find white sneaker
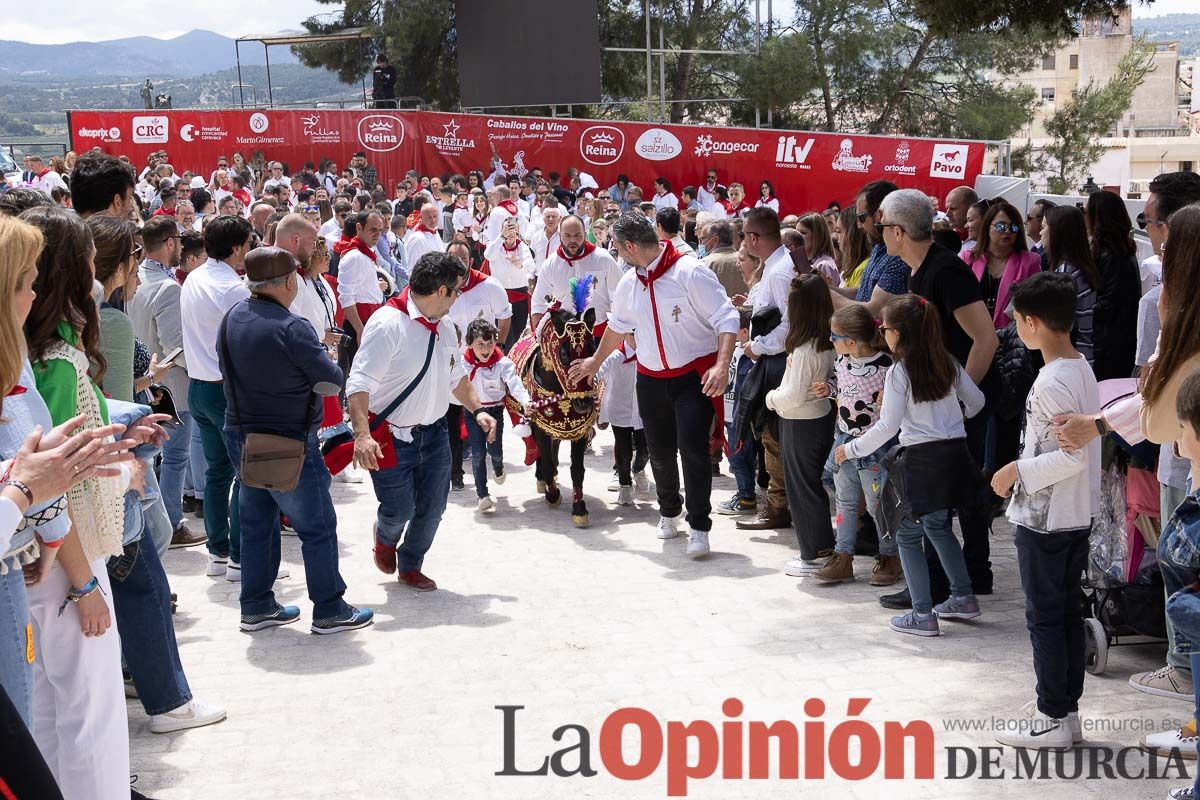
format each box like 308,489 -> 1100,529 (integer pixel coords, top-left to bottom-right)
334,465 -> 364,484
656,515 -> 681,539
687,529 -> 710,559
493,466 -> 506,485
783,556 -> 827,577
994,704 -> 1074,750
148,698 -> 227,734
206,554 -> 228,577
478,496 -> 496,512
1066,711 -> 1083,744
276,568 -> 290,580
1141,723 -> 1199,760
633,470 -> 650,493
225,562 -> 241,582
616,486 -> 634,506
608,470 -> 620,492
1169,786 -> 1196,799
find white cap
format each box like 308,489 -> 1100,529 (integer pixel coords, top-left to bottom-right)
190,176 -> 205,189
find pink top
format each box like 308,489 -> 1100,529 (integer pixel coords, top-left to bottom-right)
962,250 -> 1042,329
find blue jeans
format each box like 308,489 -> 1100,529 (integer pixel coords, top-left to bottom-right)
1166,589 -> 1200,789
895,509 -> 972,614
0,566 -> 32,728
225,431 -> 349,619
369,420 -> 451,573
465,407 -> 504,499
184,414 -> 207,498
107,536 -> 191,716
1162,482 -> 1193,675
159,411 -> 192,531
726,422 -> 757,501
826,431 -> 897,557
188,380 -> 240,563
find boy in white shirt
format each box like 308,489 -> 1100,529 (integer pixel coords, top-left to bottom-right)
463,319 -> 531,512
991,272 -> 1100,751
595,334 -> 649,506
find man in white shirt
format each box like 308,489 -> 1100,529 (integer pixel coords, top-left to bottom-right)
336,210 -> 387,342
651,178 -> 679,212
180,215 -> 253,578
27,156 -> 66,195
320,201 -> 353,252
404,203 -> 445,267
483,222 -> 537,348
570,212 -> 738,559
481,185 -> 528,246
530,215 -> 624,337
736,206 -> 795,532
277,214 -> 338,342
529,204 -> 562,266
695,169 -> 726,212
347,252 -> 496,591
262,162 -> 289,192
655,206 -> 695,256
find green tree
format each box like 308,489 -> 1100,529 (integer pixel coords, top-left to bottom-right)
1035,37 -> 1156,193
735,0 -> 1051,140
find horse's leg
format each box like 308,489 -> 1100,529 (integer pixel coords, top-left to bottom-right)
534,427 -> 561,506
570,435 -> 589,527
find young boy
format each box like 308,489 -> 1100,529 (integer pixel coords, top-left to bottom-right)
595,333 -> 648,506
463,319 -> 531,512
991,272 -> 1101,750
1163,372 -> 1200,800
717,308 -> 758,516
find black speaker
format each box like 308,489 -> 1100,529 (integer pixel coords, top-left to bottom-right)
455,0 -> 602,108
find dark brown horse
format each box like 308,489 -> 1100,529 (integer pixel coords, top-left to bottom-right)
506,305 -> 599,526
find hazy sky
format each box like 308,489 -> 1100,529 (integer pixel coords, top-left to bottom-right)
9,0 -> 1195,45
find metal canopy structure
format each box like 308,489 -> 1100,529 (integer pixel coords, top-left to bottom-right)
233,27 -> 374,108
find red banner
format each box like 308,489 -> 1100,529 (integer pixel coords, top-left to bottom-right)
69,109 -> 987,214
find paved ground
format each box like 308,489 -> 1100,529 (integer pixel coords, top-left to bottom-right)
130,427 -> 1190,799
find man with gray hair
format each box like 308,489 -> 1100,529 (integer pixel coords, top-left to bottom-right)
877,187 -> 998,602
219,246 -> 373,634
700,219 -> 745,298
569,212 -> 739,558
481,184 -> 527,245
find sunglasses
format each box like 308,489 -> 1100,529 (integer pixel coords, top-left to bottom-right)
878,325 -> 896,333
830,333 -> 852,342
1025,213 -> 1042,222
992,222 -> 1022,234
302,205 -> 320,213
856,210 -> 873,223
1136,211 -> 1167,230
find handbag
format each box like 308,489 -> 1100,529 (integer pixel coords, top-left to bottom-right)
219,318 -> 311,492
322,330 -> 437,474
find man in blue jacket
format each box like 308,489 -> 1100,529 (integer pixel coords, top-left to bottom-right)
218,246 -> 373,635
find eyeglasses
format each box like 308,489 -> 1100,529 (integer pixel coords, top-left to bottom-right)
1137,212 -> 1168,230
830,333 -> 852,342
537,190 -> 550,196
876,222 -> 904,233
1025,213 -> 1042,222
992,222 -> 1022,234
855,210 -> 874,223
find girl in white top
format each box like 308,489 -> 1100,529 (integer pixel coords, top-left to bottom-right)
765,274 -> 837,578
462,318 -> 530,512
595,334 -> 649,505
837,294 -> 985,637
755,180 -> 780,214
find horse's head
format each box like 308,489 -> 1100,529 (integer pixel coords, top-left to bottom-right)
539,306 -> 598,417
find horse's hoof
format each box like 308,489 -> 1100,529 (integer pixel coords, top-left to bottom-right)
545,486 -> 561,506
572,514 -> 590,528
536,479 -> 546,494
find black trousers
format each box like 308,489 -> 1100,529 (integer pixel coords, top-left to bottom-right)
0,684 -> 64,799
613,426 -> 649,485
928,400 -> 994,596
505,295 -> 529,351
445,404 -> 464,483
1015,525 -> 1089,718
636,370 -> 715,531
780,410 -> 837,560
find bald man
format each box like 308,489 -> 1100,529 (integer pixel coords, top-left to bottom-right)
529,214 -> 624,337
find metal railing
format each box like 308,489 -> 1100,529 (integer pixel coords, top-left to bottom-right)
2,141 -> 69,160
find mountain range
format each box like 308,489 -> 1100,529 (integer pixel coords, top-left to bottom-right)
0,29 -> 302,78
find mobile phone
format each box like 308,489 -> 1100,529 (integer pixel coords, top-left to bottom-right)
158,346 -> 184,368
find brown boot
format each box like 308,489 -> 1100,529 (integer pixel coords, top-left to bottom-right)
735,506 -> 792,530
815,552 -> 855,583
169,523 -> 208,549
870,554 -> 904,586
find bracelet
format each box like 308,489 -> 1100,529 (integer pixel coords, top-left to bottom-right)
4,480 -> 33,506
57,577 -> 103,617
36,534 -> 63,550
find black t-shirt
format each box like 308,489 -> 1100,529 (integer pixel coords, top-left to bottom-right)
373,64 -> 397,95
908,243 -> 984,368
980,268 -> 999,317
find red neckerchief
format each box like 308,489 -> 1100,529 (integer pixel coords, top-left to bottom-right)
955,227 -> 969,242
415,222 -> 438,234
464,346 -> 503,380
4,385 -> 27,397
617,342 -> 637,364
153,206 -> 176,217
502,240 -> 520,253
556,240 -> 596,267
474,211 -> 488,225
498,200 -> 518,216
35,168 -> 51,179
655,190 -> 667,198
334,235 -> 378,263
636,240 -> 684,287
760,194 -> 775,204
175,268 -> 187,284
718,199 -> 732,214
460,268 -> 490,294
386,287 -> 440,335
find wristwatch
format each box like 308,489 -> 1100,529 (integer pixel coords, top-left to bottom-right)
1094,415 -> 1109,437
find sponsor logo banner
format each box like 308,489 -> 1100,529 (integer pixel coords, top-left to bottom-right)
831,138 -> 873,173
930,143 -> 969,180
132,115 -> 169,144
357,114 -> 405,153
634,128 -> 682,162
580,125 -> 624,166
424,118 -> 477,155
884,140 -> 917,176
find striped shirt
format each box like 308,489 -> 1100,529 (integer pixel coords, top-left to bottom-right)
1056,262 -> 1095,366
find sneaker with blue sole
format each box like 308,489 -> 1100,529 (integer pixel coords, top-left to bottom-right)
240,604 -> 301,632
890,611 -> 941,637
311,605 -> 375,635
934,594 -> 982,620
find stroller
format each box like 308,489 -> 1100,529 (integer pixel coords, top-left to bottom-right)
1083,380 -> 1168,675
